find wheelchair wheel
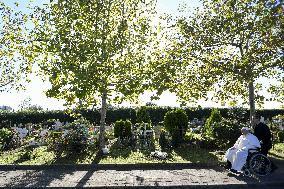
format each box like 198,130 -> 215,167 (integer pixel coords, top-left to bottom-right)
249,153 -> 271,176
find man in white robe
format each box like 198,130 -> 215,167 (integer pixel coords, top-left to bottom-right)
224,127 -> 261,173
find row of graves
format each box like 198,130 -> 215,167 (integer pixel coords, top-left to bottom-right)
6,119 -> 170,159
9,120 -> 161,149
0,116 -> 231,160
10,116 -> 281,150
187,116 -> 284,133
272,117 -> 284,130
9,120 -> 113,147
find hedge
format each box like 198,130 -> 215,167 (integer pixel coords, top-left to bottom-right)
0,107 -> 283,128
0,110 -> 74,127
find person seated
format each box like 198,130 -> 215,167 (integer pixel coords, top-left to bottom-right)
224,127 -> 261,173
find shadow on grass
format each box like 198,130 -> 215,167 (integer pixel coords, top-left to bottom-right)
12,146 -> 36,164
13,153 -> 31,164
51,145 -> 100,165
172,143 -> 220,165
106,139 -> 133,159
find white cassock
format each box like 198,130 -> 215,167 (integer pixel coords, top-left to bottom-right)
224,133 -> 261,171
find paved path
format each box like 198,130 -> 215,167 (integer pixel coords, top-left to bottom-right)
0,162 -> 283,188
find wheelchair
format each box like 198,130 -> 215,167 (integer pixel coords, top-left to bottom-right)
242,148 -> 271,177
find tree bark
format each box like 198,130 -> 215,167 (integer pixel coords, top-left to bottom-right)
249,81 -> 256,124
99,90 -> 107,150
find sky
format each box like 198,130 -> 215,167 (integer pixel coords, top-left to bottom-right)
0,0 -> 282,110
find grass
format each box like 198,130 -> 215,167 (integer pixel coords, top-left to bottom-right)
0,142 -> 220,165
99,146 -> 219,164
0,146 -> 56,165
1,141 -> 283,165
269,143 -> 284,160
0,146 -> 220,165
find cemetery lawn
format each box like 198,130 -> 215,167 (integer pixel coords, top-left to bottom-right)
1,143 -> 283,165
269,143 -> 284,160
0,145 -> 220,165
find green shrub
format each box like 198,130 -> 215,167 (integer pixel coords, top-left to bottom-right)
114,120 -> 132,139
63,118 -> 92,154
0,128 -> 13,151
114,120 -> 124,138
136,106 -> 151,124
212,119 -> 243,149
277,131 -> 284,143
194,116 -> 243,150
271,115 -> 283,143
204,109 -> 222,137
164,109 -> 188,147
46,131 -> 65,157
124,120 -> 132,138
159,129 -> 169,150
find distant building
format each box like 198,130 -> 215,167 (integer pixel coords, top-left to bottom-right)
0,105 -> 12,110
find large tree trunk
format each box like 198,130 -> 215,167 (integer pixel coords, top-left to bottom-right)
249,81 -> 256,124
99,91 -> 107,150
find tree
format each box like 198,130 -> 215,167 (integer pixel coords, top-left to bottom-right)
175,0 -> 284,121
204,108 -> 222,137
0,1 -> 33,92
32,0 -> 157,149
18,97 -> 43,111
18,97 -> 32,110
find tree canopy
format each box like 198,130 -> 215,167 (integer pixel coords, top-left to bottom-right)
32,0 -> 157,108
173,0 -> 284,118
0,1 -> 33,91
32,0 -> 157,148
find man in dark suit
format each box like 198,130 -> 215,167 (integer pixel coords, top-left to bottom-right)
252,113 -> 277,172
252,114 -> 272,156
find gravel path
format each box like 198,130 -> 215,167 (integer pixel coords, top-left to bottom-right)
0,162 -> 283,188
